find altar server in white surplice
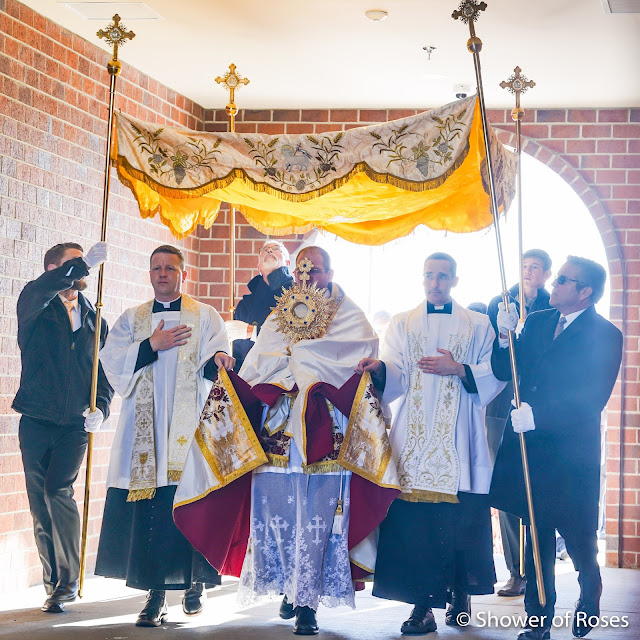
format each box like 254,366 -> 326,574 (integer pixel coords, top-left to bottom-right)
357,252 -> 505,636
95,244 -> 233,629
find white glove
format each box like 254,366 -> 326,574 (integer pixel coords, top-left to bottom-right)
83,408 -> 104,433
515,319 -> 525,338
225,320 -> 255,342
511,401 -> 535,433
497,301 -> 518,335
83,241 -> 108,269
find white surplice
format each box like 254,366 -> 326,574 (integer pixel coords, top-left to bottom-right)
100,297 -> 229,490
382,299 -> 505,497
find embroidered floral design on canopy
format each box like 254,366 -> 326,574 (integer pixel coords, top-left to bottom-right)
113,96 -> 516,242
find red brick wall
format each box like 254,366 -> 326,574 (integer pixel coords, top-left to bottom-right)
0,0 -> 207,593
1,0 -> 639,596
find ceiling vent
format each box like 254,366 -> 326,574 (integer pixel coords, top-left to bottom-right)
600,0 -> 640,12
61,3 -> 163,21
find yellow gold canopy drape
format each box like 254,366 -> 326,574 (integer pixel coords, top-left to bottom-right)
113,96 -> 515,244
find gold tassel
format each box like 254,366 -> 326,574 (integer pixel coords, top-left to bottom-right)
126,488 -> 156,502
331,499 -> 344,535
167,469 -> 182,482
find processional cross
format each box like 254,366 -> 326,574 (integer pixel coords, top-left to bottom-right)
97,14 -> 135,71
500,66 -> 536,111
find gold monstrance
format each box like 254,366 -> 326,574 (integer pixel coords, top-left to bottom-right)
274,258 -> 334,343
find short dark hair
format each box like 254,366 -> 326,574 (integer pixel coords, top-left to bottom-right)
150,244 -> 185,268
523,249 -> 552,272
297,245 -> 331,271
425,252 -> 457,278
43,242 -> 83,269
566,256 -> 607,304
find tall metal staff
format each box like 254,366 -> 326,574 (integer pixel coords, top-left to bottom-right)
452,0 -> 545,606
215,64 -> 250,318
78,14 -> 135,598
500,66 -> 536,578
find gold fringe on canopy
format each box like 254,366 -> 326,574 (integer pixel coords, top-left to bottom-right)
113,97 -> 516,243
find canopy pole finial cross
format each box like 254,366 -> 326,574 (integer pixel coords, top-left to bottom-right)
500,66 -> 536,115
215,63 -> 250,129
97,14 -> 135,74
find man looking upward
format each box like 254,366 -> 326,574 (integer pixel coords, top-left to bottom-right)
227,240 -> 293,371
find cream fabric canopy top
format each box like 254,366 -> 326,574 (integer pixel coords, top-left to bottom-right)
112,96 -> 516,244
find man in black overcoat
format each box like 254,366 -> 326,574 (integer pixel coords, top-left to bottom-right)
490,255 -> 622,640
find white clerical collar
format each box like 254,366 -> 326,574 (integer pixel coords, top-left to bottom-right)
155,295 -> 181,309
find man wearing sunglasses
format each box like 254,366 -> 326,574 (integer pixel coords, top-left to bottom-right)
491,256 -> 623,640
486,249 -> 553,598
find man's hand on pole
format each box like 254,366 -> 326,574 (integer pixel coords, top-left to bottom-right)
83,408 -> 104,433
497,301 -> 518,336
511,401 -> 536,433
83,242 -> 108,270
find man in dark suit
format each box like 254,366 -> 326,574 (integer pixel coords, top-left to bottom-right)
13,241 -> 113,613
490,256 -> 622,640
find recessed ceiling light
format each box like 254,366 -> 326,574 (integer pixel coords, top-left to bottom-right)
60,3 -> 163,21
365,9 -> 388,21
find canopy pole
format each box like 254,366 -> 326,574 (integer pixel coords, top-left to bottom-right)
215,64 -> 250,319
500,66 -> 536,576
79,15 -> 135,599
452,0 -> 545,607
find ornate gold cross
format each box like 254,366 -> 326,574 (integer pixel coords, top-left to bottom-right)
452,1 -> 487,25
215,63 -> 250,121
500,66 -> 536,109
97,14 -> 135,63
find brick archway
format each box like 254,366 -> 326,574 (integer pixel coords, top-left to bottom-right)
494,127 -> 628,567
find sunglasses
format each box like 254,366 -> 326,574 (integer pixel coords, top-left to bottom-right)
554,274 -> 585,286
295,268 -> 328,275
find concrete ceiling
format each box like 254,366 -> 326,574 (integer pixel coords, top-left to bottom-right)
18,0 -> 640,109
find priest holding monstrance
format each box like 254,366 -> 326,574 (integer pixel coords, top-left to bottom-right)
174,245 -> 401,635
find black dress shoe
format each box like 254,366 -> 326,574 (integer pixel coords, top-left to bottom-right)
41,581 -> 79,613
280,595 -> 296,620
41,600 -> 66,613
498,574 -> 526,597
136,590 -> 168,627
293,606 -> 319,635
445,590 -> 471,626
182,582 -> 205,616
572,600 -> 599,638
400,605 -> 437,635
517,624 -> 551,640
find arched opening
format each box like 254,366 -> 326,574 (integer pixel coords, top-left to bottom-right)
307,152 -> 610,322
